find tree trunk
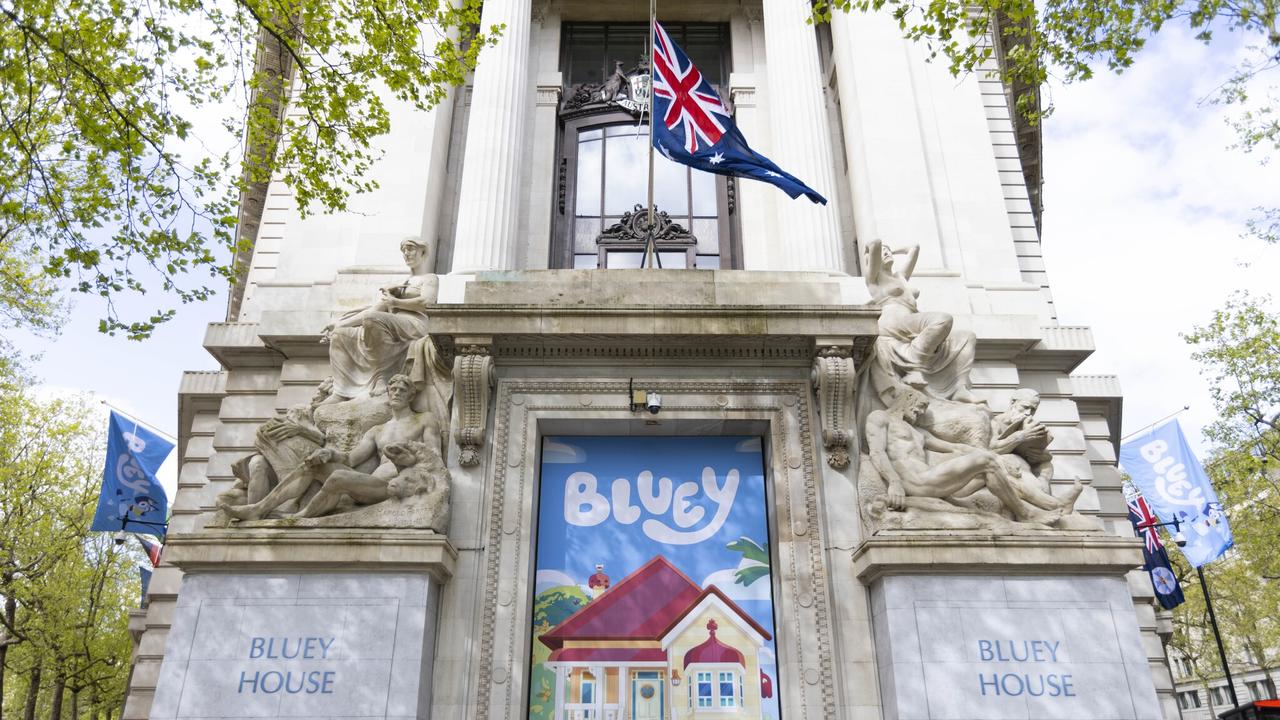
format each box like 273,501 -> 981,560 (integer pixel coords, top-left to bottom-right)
71,688 -> 80,719
1,590 -> 16,719
50,673 -> 66,720
23,664 -> 40,720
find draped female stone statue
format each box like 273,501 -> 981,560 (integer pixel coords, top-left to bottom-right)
322,237 -> 439,403
863,238 -> 979,406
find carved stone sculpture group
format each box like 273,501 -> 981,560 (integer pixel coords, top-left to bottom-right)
213,238 -> 453,533
856,240 -> 1101,534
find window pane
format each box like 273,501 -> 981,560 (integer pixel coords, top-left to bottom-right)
574,253 -> 599,269
576,135 -> 603,216
606,251 -> 644,269
690,219 -> 719,254
691,169 -> 717,215
657,252 -> 687,269
604,132 -> 649,215
575,219 -> 603,254
695,254 -> 721,269
653,152 -> 689,215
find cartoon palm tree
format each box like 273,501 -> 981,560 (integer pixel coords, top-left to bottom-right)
727,536 -> 770,587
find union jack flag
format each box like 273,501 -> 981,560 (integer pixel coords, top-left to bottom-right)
1127,493 -> 1164,554
1125,485 -> 1185,609
135,534 -> 163,567
652,22 -> 730,154
648,20 -> 827,204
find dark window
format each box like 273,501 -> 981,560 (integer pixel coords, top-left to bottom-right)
553,23 -> 737,270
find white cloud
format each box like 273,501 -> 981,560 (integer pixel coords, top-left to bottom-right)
1041,24 -> 1280,456
542,440 -> 587,464
535,569 -> 580,593
701,566 -> 772,602
734,437 -> 762,453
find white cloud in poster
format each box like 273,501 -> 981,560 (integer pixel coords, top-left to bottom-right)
542,440 -> 586,464
701,566 -> 771,602
734,437 -> 761,454
758,646 -> 776,666
535,569 -> 579,593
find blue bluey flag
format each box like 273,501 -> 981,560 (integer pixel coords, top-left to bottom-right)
91,411 -> 174,536
1125,484 -> 1186,609
1119,420 -> 1233,567
650,21 -> 827,204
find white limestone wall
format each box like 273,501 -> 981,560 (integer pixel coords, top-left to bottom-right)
236,89 -> 457,322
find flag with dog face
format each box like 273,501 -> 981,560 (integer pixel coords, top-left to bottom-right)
91,411 -> 173,536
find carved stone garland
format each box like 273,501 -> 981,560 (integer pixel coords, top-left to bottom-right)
811,345 -> 855,469
453,344 -> 496,467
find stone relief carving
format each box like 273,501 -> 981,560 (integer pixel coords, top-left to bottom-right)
857,388 -> 1099,534
217,375 -> 453,532
321,237 -> 438,403
213,238 -> 463,532
862,239 -> 978,407
853,243 -> 1099,533
811,346 -> 855,469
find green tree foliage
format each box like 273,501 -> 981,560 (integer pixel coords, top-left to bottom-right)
0,358 -> 144,717
1185,292 -> 1280,578
812,0 -> 1279,131
1,0 -> 498,338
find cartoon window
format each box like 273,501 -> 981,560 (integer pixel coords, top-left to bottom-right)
696,671 -> 714,708
718,670 -> 737,708
581,672 -> 595,704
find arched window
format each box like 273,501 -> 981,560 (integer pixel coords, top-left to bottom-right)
553,23 -> 738,270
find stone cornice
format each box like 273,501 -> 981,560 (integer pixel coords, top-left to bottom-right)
852,534 -> 1144,584
163,528 -> 457,582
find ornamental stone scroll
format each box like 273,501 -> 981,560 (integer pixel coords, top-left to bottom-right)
811,343 -> 857,469
453,342 -> 496,467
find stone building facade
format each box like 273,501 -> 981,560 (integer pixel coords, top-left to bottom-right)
122,2 -> 1181,719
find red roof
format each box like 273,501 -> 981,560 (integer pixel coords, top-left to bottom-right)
539,556 -> 772,652
684,619 -> 744,668
548,648 -> 667,663
540,557 -> 703,650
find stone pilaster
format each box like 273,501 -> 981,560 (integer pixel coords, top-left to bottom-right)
450,0 -> 532,273
761,0 -> 845,273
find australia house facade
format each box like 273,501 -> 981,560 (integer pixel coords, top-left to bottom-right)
123,2 -> 1180,720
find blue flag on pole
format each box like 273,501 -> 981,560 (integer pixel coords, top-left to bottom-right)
1119,419 -> 1233,567
91,411 -> 174,536
139,565 -> 153,607
1124,484 -> 1186,609
650,21 -> 827,204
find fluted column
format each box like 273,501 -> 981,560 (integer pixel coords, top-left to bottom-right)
450,0 -> 532,273
761,0 -> 845,273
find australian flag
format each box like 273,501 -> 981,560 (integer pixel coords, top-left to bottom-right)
1126,485 -> 1186,610
650,20 -> 827,204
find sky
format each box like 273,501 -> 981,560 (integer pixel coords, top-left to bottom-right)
10,19 -> 1278,481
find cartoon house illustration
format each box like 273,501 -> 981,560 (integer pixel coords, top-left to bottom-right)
540,556 -> 772,719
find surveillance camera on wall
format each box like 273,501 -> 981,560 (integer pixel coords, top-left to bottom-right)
1173,532 -> 1188,548
645,392 -> 662,415
113,531 -> 127,546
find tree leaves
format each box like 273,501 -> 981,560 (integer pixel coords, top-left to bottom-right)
1,0 -> 497,338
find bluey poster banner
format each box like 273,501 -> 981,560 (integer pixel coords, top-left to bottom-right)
91,410 -> 174,536
1119,419 -> 1233,567
529,436 -> 782,720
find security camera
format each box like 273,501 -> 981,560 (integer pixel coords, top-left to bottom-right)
1173,532 -> 1188,548
113,531 -> 127,546
645,392 -> 662,415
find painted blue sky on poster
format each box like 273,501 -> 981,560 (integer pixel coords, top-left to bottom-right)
534,435 -> 781,719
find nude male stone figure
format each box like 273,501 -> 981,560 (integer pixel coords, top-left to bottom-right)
865,389 -> 1065,526
295,374 -> 444,518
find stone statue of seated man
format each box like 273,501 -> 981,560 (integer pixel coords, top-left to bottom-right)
865,389 -> 1065,526
294,374 -> 444,518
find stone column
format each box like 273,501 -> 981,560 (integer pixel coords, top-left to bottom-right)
761,1 -> 845,273
450,0 -> 532,273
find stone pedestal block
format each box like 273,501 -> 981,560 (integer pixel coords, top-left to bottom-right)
151,530 -> 455,720
857,535 -> 1160,720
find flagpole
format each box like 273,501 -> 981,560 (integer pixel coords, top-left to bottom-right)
99,399 -> 177,441
1197,565 -> 1241,708
1121,405 -> 1191,442
644,0 -> 657,269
